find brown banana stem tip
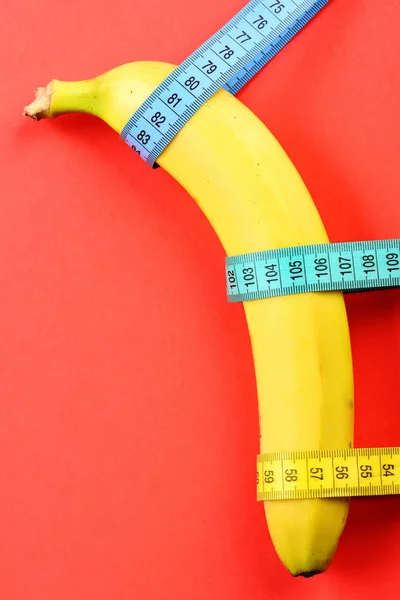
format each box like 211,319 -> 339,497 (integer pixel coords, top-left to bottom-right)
23,83 -> 52,120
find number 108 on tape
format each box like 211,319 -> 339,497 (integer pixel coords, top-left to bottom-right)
226,239 -> 400,301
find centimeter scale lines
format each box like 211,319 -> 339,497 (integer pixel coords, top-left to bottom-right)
121,0 -> 331,166
257,448 -> 400,500
118,0 -> 400,502
226,239 -> 400,301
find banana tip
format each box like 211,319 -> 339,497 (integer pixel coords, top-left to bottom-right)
293,570 -> 322,578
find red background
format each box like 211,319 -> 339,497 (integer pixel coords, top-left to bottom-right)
1,1 -> 399,598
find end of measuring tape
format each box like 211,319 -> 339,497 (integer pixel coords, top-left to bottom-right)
120,0 -> 332,167
257,448 -> 400,500
226,240 -> 400,301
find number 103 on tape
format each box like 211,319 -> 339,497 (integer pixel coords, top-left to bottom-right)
226,239 -> 400,301
257,448 -> 400,500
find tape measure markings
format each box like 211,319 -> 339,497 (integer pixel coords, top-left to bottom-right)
226,0 -> 330,94
121,0 -> 331,166
226,239 -> 400,301
117,1 -> 400,503
257,448 -> 400,500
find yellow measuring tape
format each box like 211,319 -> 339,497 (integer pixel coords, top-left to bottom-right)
257,448 -> 400,500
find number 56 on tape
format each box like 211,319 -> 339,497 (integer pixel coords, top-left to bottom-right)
257,448 -> 400,500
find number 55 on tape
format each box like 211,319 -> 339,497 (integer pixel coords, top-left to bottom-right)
257,448 -> 400,500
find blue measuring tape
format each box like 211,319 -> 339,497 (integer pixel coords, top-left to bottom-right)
121,0 -> 331,167
120,0 -> 399,302
226,240 -> 400,301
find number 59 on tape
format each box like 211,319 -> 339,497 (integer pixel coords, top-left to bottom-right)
257,448 -> 400,500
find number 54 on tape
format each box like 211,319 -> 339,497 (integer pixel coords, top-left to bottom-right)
257,448 -> 400,500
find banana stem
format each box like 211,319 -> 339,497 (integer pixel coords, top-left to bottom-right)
23,79 -> 99,120
23,83 -> 53,120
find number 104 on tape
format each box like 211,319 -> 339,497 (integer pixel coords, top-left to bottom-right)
226,239 -> 400,301
257,448 -> 400,500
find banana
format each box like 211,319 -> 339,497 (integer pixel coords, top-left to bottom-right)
24,61 -> 354,576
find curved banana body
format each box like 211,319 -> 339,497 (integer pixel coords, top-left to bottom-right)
24,62 -> 354,576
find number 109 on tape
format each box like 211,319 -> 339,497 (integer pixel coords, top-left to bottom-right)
257,448 -> 400,500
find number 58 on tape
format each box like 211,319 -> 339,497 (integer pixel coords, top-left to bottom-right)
257,448 -> 400,500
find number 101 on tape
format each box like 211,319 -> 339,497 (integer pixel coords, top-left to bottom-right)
257,448 -> 400,500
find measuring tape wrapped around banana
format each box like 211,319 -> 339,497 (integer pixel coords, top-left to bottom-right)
24,60 -> 354,577
22,0 -> 356,581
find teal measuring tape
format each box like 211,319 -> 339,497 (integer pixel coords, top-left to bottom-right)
120,1 -> 399,301
226,240 -> 400,302
121,0 -> 331,167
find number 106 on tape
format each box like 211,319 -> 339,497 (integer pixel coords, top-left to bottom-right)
257,448 -> 400,500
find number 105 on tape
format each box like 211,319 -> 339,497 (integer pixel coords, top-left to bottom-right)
226,240 -> 400,301
257,449 -> 400,500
